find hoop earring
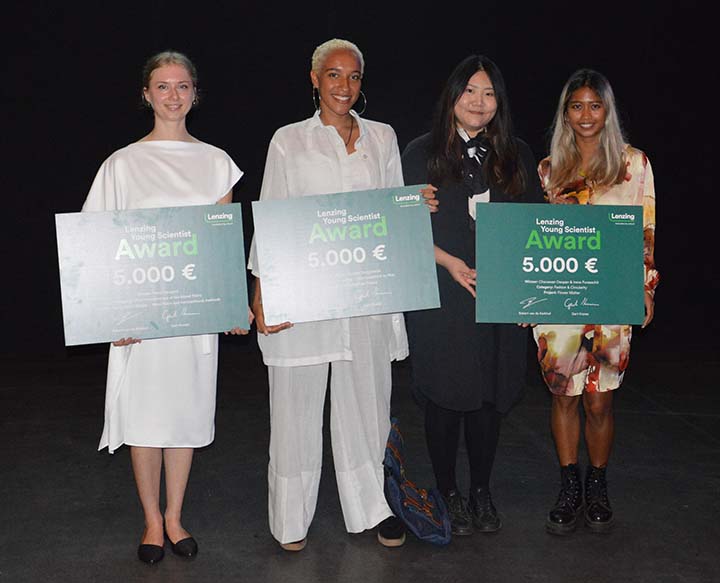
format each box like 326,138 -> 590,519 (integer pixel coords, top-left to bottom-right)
353,90 -> 367,115
312,87 -> 320,111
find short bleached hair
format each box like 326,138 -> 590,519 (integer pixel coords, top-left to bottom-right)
311,38 -> 364,74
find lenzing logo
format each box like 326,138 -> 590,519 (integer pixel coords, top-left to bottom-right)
392,193 -> 421,206
205,212 -> 234,224
608,212 -> 635,225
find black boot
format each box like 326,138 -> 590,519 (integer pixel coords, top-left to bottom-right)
546,463 -> 583,535
584,465 -> 614,533
469,486 -> 501,532
443,489 -> 473,536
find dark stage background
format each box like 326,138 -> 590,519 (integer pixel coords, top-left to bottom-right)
2,1 -> 714,358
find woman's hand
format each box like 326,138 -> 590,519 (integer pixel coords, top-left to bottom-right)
435,246 -> 476,298
641,290 -> 655,328
254,305 -> 293,336
224,308 -> 255,335
252,278 -> 293,335
421,184 -> 439,213
226,327 -> 250,335
446,259 -> 477,298
112,337 -> 142,347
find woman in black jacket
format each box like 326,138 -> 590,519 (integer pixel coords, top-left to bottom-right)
401,55 -> 543,536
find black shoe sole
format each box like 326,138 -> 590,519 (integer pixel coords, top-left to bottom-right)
545,517 -> 577,536
473,519 -> 502,533
585,515 -> 614,534
451,525 -> 474,536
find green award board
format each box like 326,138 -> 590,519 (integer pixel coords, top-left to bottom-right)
252,185 -> 440,325
56,203 -> 249,345
475,203 -> 644,324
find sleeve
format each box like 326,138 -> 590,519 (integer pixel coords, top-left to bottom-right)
385,128 -> 405,188
640,153 -> 660,295
400,137 -> 430,186
518,141 -> 545,203
247,138 -> 288,276
81,156 -> 121,212
214,151 -> 244,202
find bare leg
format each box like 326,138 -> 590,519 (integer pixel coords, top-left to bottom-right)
583,392 -> 614,467
163,447 -> 194,542
130,446 -> 164,546
551,394 -> 582,465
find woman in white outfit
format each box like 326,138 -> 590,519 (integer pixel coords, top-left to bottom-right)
82,51 -> 247,564
248,38 -> 436,551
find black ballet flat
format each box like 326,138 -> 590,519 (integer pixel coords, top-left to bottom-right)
166,533 -> 198,558
137,543 -> 164,565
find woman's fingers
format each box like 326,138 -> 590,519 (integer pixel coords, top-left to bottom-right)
461,280 -> 477,298
265,321 -> 293,334
225,327 -> 250,335
112,337 -> 142,346
421,184 -> 439,213
456,271 -> 477,298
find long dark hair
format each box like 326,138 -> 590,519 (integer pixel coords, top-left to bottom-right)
428,55 -> 526,195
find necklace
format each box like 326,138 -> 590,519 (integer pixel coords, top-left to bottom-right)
344,116 -> 355,146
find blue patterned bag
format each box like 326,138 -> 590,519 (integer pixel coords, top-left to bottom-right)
383,418 -> 451,545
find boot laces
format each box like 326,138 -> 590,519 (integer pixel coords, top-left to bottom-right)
556,472 -> 581,509
586,472 -> 610,507
446,492 -> 467,515
475,489 -> 495,514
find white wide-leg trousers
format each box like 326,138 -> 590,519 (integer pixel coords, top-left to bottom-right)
267,317 -> 393,544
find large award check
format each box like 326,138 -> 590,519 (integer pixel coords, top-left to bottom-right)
56,203 -> 249,346
475,203 -> 644,324
252,185 -> 440,324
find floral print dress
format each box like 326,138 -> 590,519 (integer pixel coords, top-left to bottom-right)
533,146 -> 659,396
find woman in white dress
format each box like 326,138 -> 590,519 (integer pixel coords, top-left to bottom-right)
248,39 -> 436,551
82,51 -> 247,564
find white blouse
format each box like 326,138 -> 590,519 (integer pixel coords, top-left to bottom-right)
248,111 -> 409,367
82,141 -> 243,211
456,127 -> 490,219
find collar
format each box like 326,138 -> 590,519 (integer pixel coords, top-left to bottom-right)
309,109 -> 365,142
457,127 -> 478,157
456,126 -> 472,143
457,127 -> 487,158
456,126 -> 488,142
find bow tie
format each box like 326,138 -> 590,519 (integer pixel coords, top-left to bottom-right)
464,136 -> 489,161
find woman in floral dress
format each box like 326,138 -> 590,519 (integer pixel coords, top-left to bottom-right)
534,69 -> 659,535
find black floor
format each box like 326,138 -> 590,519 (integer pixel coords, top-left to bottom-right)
1,336 -> 719,583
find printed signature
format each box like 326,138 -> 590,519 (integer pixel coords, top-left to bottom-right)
519,297 -> 549,309
564,298 -> 599,310
162,308 -> 201,322
114,311 -> 142,326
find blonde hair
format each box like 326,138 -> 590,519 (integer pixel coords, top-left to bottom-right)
547,69 -> 626,191
311,39 -> 364,74
142,51 -> 198,87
